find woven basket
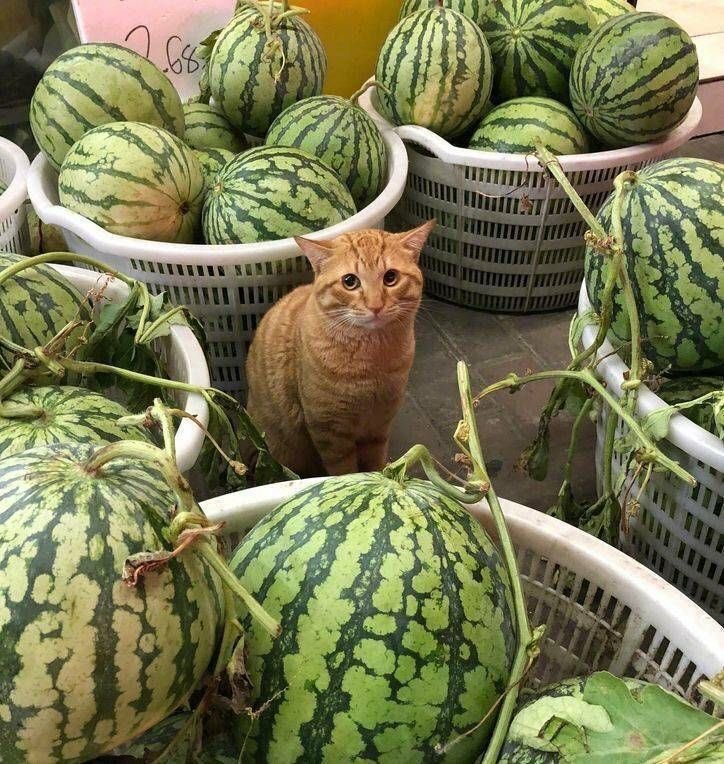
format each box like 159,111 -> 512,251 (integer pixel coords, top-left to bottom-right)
0,136 -> 30,255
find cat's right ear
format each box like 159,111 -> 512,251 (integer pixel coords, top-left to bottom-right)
295,236 -> 334,274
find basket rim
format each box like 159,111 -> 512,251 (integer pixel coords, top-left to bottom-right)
26,128 -> 409,266
358,85 -> 703,172
52,263 -> 210,473
0,136 -> 31,221
201,478 -> 724,680
578,282 -> 724,471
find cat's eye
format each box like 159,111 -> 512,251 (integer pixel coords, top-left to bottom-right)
383,269 -> 399,286
342,273 -> 360,290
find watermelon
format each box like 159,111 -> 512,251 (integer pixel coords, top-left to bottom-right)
585,158 -> 724,373
202,146 -> 356,245
193,147 -> 237,187
0,442 -> 224,761
375,7 -> 493,139
399,0 -> 492,25
58,121 -> 205,243
208,4 -> 326,137
469,97 -> 591,155
0,254 -> 87,369
570,13 -> 699,148
583,0 -> 635,27
0,385 -> 151,458
265,95 -> 388,209
658,376 -> 723,435
481,0 -> 594,102
229,474 -> 515,762
30,43 -> 184,171
182,101 -> 247,153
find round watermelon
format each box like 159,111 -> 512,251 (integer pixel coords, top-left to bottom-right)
0,386 -> 151,459
481,0 -> 594,102
182,102 -> 247,153
208,4 -> 326,137
583,0 -> 635,27
30,43 -> 184,171
658,376 -> 723,435
0,442 -> 224,761
193,147 -> 236,187
399,0 -> 492,25
570,13 -> 699,148
585,158 -> 724,373
375,7 -> 493,139
202,146 -> 356,245
469,97 -> 590,154
229,474 -> 515,762
266,95 -> 388,209
58,121 -> 205,243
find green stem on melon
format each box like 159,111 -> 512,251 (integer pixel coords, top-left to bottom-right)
0,403 -> 44,420
349,80 -> 380,105
600,403 -> 619,503
0,359 -> 28,400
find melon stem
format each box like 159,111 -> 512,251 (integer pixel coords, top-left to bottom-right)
349,80 -> 380,106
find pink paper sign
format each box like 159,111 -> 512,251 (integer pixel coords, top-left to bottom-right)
71,0 -> 236,99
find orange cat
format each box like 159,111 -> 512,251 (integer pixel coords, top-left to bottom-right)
245,221 -> 434,477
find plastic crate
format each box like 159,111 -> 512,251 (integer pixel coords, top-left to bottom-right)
0,136 -> 31,255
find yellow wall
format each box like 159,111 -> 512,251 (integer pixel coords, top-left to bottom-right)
0,0 -> 34,47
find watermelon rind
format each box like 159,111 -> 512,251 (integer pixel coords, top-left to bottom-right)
193,147 -> 237,187
469,97 -> 591,155
58,121 -> 206,243
399,0 -> 492,26
582,0 -> 636,27
657,375 -> 724,435
229,473 -> 515,762
570,12 -> 699,148
30,43 -> 184,171
201,146 -> 356,245
182,101 -> 247,153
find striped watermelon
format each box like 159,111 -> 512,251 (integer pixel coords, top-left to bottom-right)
399,0 -> 492,25
30,43 -> 184,171
585,158 -> 724,373
0,254 -> 87,368
182,102 -> 247,153
229,474 -> 515,761
469,97 -> 591,155
375,7 -> 493,139
0,442 -> 224,761
583,0 -> 635,27
0,386 -> 151,458
208,5 -> 326,137
202,146 -> 356,245
570,13 -> 699,148
265,95 -> 388,209
481,0 -> 594,102
58,121 -> 205,243
193,147 -> 236,187
658,376 -> 723,435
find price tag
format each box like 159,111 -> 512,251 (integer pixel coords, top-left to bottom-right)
70,0 -> 236,99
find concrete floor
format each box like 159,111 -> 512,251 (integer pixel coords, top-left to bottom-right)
388,133 -> 724,511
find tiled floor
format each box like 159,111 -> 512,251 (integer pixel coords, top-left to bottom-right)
388,133 -> 724,511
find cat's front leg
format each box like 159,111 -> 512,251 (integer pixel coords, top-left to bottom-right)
357,436 -> 389,472
307,425 -> 360,475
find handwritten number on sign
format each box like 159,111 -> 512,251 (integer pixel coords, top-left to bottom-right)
125,24 -> 151,58
124,26 -> 200,74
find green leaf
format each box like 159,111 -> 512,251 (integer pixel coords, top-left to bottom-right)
580,493 -> 621,545
518,427 -> 550,482
547,480 -> 586,525
711,393 -> 723,440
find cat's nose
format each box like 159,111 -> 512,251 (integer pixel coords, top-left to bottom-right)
369,306 -> 383,315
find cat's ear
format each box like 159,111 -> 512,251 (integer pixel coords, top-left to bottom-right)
295,236 -> 334,274
397,219 -> 436,261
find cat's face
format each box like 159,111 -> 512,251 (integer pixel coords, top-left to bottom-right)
295,222 -> 434,331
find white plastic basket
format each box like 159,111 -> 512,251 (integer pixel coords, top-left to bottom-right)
27,129 -> 409,398
201,479 -> 724,709
361,88 -> 702,313
0,136 -> 31,255
578,283 -> 724,623
52,264 -> 210,473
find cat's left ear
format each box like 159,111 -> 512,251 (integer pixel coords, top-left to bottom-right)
295,236 -> 334,274
397,219 -> 436,261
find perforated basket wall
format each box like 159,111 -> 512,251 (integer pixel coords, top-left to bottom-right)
0,137 -> 30,255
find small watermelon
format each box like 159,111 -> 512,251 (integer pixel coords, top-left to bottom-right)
375,7 -> 492,139
30,43 -> 184,171
0,386 -> 151,458
658,376 -> 723,435
202,146 -> 356,245
58,122 -> 205,243
182,101 -> 247,153
0,254 -> 88,368
399,0 -> 492,25
208,4 -> 326,137
583,0 -> 635,27
229,474 -> 515,762
570,13 -> 699,148
193,147 -> 237,186
585,158 -> 724,373
266,94 -> 388,209
469,97 -> 590,155
481,0 -> 594,102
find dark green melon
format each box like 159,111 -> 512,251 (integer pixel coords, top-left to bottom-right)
229,473 -> 515,762
583,0 -> 636,27
193,147 -> 237,187
658,375 -> 723,435
182,102 -> 247,152
399,0 -> 492,25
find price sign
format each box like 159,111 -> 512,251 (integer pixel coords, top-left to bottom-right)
71,0 -> 236,99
